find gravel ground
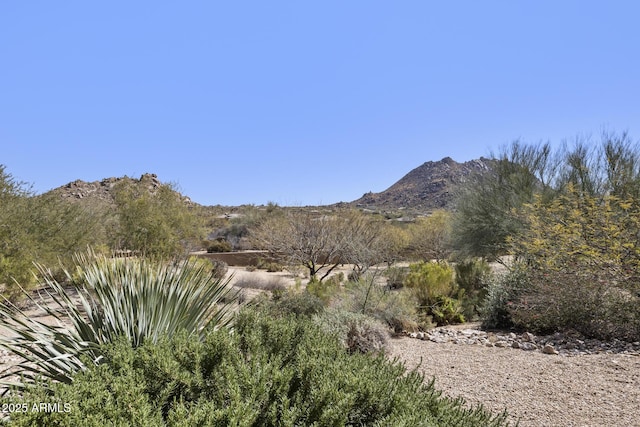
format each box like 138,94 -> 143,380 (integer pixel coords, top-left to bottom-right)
386,335 -> 640,427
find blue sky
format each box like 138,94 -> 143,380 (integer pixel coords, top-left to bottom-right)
2,2 -> 639,206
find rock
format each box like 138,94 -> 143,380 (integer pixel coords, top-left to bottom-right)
512,342 -> 521,349
495,341 -> 509,348
543,344 -> 559,355
521,342 -> 538,351
522,332 -> 536,342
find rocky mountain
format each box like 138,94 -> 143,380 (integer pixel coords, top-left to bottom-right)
46,173 -> 195,206
352,157 -> 493,213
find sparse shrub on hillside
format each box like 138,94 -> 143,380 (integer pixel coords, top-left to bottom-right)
3,309 -> 510,426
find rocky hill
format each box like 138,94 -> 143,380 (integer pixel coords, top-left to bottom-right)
352,157 -> 493,213
46,173 -> 195,206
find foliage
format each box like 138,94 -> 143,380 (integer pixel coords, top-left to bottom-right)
113,181 -> 204,258
0,252 -> 238,392
337,276 -> 424,333
314,308 -> 388,354
252,288 -> 326,319
0,166 -> 105,300
305,273 -> 343,304
403,262 -> 464,326
406,210 -> 453,261
206,238 -> 232,253
3,309 -> 510,426
505,186 -> 640,340
452,132 -> 640,260
455,258 -> 492,320
481,264 -> 531,330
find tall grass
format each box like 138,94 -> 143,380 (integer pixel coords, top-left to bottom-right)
0,252 -> 238,392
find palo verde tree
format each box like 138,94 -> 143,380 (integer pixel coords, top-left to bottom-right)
0,166 -> 102,299
112,178 -> 204,258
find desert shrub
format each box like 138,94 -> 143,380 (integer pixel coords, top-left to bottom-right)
337,275 -> 425,333
384,265 -> 409,289
455,258 -> 492,320
306,273 -> 342,304
233,276 -> 286,293
253,288 -> 326,318
3,309 -> 510,426
206,238 -> 232,253
314,308 -> 388,354
481,264 -> 531,330
0,252 -> 238,392
507,270 -> 640,341
403,262 -> 465,326
504,186 -> 640,340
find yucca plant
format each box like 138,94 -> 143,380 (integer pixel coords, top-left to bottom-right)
0,252 -> 238,393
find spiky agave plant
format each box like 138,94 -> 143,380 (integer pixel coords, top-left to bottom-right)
0,252 -> 238,392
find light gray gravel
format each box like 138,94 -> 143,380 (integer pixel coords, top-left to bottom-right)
386,335 -> 640,427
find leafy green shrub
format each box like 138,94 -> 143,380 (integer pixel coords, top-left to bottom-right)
255,288 -> 325,318
404,262 -> 464,326
314,308 -> 388,354
508,270 -> 640,341
3,309 -> 510,426
306,273 -> 342,304
481,264 -> 530,330
455,258 -> 492,320
337,276 -> 425,333
206,238 -> 232,253
0,252 -> 238,392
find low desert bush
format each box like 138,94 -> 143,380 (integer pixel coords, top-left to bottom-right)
481,263 -> 530,330
306,273 -> 342,304
384,265 -> 409,289
337,276 -> 425,333
455,258 -> 492,320
206,238 -> 232,253
0,252 -> 238,392
404,262 -> 465,326
2,309 -> 510,426
314,308 -> 388,354
507,270 -> 640,341
252,288 -> 325,319
233,275 -> 286,293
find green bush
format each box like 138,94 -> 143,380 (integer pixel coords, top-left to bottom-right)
481,264 -> 531,330
337,276 -> 425,333
314,308 -> 388,354
3,309 -> 510,426
507,270 -> 640,341
455,258 -> 492,321
0,252 -> 238,392
306,273 -> 342,304
206,238 -> 232,253
253,288 -> 325,318
404,262 -> 465,326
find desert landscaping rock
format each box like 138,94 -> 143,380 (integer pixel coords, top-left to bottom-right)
405,324 -> 640,357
